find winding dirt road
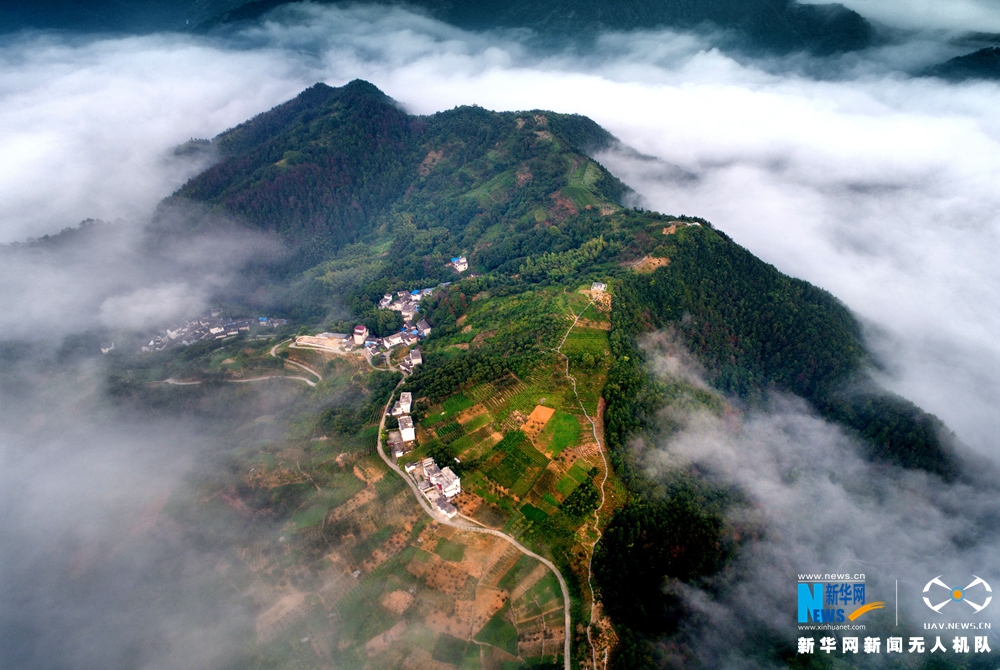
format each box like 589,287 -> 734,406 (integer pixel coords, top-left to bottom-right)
374,380 -> 573,670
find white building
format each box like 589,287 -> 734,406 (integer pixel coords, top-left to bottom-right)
451,256 -> 468,272
399,392 -> 412,414
398,416 -> 415,442
414,457 -> 461,499
417,319 -> 431,338
434,467 -> 462,498
591,282 -> 607,293
353,324 -> 369,345
409,348 -> 422,365
407,458 -> 461,517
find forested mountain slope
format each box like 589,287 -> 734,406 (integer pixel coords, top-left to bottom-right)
153,80 -> 962,667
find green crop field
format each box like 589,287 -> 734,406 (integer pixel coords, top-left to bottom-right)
567,460 -> 591,483
462,413 -> 491,432
350,526 -> 395,562
474,611 -> 518,655
443,393 -> 475,414
499,554 -> 538,591
520,503 -> 549,523
485,431 -> 549,494
290,505 -> 327,529
436,421 -> 464,444
450,434 -> 475,455
433,634 -> 469,666
555,475 -> 579,497
539,410 -> 580,455
434,538 -> 466,562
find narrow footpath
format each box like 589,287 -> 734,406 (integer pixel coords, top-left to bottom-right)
556,296 -> 611,670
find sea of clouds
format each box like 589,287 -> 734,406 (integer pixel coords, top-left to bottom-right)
2,2 -> 1000,666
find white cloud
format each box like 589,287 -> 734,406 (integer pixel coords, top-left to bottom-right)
99,283 -> 207,330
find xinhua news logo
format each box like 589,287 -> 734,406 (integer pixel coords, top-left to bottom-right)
798,574 -> 885,628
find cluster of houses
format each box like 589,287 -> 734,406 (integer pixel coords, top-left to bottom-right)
361,286 -> 438,359
404,458 -> 461,519
140,315 -> 287,352
387,391 -> 416,460
293,321 -> 430,363
356,324 -> 431,361
386,389 -> 461,519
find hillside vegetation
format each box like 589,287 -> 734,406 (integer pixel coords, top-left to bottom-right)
127,80 -> 962,668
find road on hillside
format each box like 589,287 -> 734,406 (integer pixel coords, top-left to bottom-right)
374,381 -> 573,670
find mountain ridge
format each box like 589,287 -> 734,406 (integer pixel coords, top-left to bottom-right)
103,79 -> 968,668
199,0 -> 878,55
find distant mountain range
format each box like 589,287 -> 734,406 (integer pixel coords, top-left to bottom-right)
925,46 -> 1000,80
10,0 -> 1000,79
199,0 -> 876,55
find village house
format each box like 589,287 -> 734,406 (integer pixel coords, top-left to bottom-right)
389,391 -> 412,417
387,430 -> 409,460
398,416 -> 415,442
591,281 -> 607,292
353,324 -> 369,345
451,256 -> 468,272
383,332 -> 404,349
400,346 -> 423,373
406,457 -> 461,518
417,319 -> 431,338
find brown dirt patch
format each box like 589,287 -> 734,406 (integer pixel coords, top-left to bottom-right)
579,288 -> 612,312
576,318 -> 610,331
409,554 -> 468,595
360,531 -> 409,573
453,491 -> 483,516
521,405 -> 555,441
366,619 -> 408,656
471,330 -> 495,346
380,590 -> 415,615
418,150 -> 444,176
329,485 -> 377,522
627,255 -> 670,274
456,404 -> 487,425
